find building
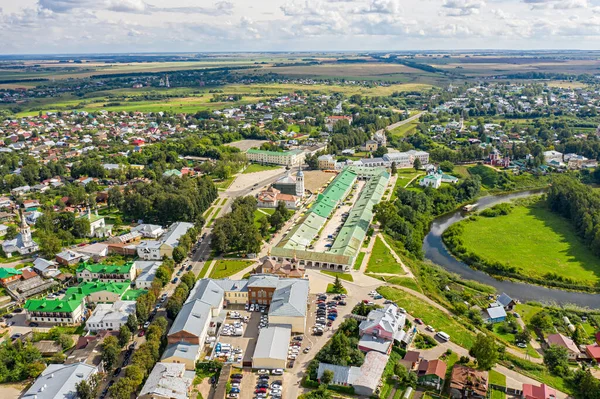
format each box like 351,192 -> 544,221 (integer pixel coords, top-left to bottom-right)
84,209 -> 112,238
521,383 -> 557,399
272,169 -> 305,197
253,258 -> 305,278
137,221 -> 194,260
358,303 -> 406,353
168,299 -> 212,346
253,326 -> 292,370
400,350 -> 421,371
585,344 -> 600,362
268,278 -> 309,333
543,150 -> 563,164
131,224 -> 165,239
76,262 -> 135,282
85,301 -> 136,332
56,250 -> 87,266
317,351 -> 389,397
161,342 -> 200,370
485,306 -> 507,324
139,362 -> 193,399
21,362 -> 97,399
318,154 -> 337,170
24,294 -> 85,325
495,293 -> 516,310
419,169 -> 459,189
77,243 -> 109,260
134,260 -> 163,289
547,334 -> 581,360
449,365 -> 488,399
0,268 -> 22,286
361,140 -> 379,152
2,213 -> 39,258
406,150 -> 430,165
66,281 -> 131,303
246,148 -> 305,167
257,187 -> 300,209
418,359 -> 447,391
33,258 -> 60,278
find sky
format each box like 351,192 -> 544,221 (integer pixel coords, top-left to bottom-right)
1,0 -> 600,54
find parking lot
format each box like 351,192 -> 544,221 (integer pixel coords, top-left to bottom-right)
216,306 -> 262,367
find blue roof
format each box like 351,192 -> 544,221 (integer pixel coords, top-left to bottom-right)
486,306 -> 507,319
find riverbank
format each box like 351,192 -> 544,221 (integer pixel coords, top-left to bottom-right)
442,198 -> 600,293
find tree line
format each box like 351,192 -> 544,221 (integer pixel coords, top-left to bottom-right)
211,196 -> 263,255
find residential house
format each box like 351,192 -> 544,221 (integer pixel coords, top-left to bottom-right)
358,303 -> 406,353
546,333 -> 581,360
543,150 -> 563,164
131,224 -> 165,239
485,306 -> 507,324
449,365 -> 488,399
21,362 -> 97,399
33,258 -> 61,278
253,258 -> 305,278
136,221 -> 194,260
495,293 -> 516,310
56,250 -> 87,266
0,268 -> 22,286
400,350 -> 421,371
134,260 -> 163,289
318,154 -> 337,170
418,359 -> 447,391
585,344 -> 600,362
317,351 -> 388,397
521,383 -> 557,399
85,301 -> 136,332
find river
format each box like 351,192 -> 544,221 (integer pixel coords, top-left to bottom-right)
423,189 -> 600,308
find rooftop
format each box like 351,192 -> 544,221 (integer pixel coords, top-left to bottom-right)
254,326 -> 292,361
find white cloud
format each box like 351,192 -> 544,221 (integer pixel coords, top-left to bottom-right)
37,0 -> 234,15
442,0 -> 486,16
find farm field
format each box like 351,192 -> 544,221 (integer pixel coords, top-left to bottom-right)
377,286 -> 476,348
457,201 -> 600,287
209,259 -> 255,279
366,236 -> 406,275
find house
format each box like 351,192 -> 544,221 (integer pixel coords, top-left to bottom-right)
131,224 -> 165,239
257,187 -> 300,209
161,342 -> 200,370
485,306 -> 507,324
85,301 -> 136,332
138,362 -> 193,399
77,243 -> 109,260
76,262 -> 136,282
33,258 -> 60,278
361,140 -> 379,152
137,221 -> 194,260
418,359 -> 447,391
24,294 -> 86,325
66,281 -> 131,303
400,350 -> 421,371
546,333 -> 581,360
134,260 -> 163,289
521,383 -> 557,399
253,326 -> 291,370
495,293 -> 516,310
21,362 -> 97,399
0,268 -> 22,286
317,351 -> 388,397
449,365 -> 488,399
585,344 -> 600,362
318,154 -> 337,170
543,150 -> 563,164
358,303 -> 406,344
253,258 -> 305,278
56,250 -> 87,266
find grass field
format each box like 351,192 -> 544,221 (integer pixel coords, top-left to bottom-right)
209,259 -> 255,279
215,177 -> 235,190
391,169 -> 421,199
353,251 -> 366,270
199,258 -> 214,278
243,164 -> 281,174
377,286 -> 476,348
458,201 -> 600,286
489,370 -> 507,399
320,270 -> 354,282
366,237 -> 406,274
390,119 -> 419,137
491,323 -> 541,358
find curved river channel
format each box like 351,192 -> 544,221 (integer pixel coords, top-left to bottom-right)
423,189 -> 600,308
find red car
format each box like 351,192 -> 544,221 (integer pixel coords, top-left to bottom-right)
414,318 -> 423,325
255,388 -> 267,394
138,330 -> 145,337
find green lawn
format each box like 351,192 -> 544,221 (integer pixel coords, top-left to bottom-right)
353,252 -> 366,270
366,237 -> 406,274
384,276 -> 422,293
243,164 -> 281,174
209,259 -> 254,279
214,177 -> 235,190
514,303 -> 542,326
391,169 -> 421,200
199,259 -> 213,278
458,201 -> 600,287
390,120 -> 419,137
489,369 -> 506,386
326,283 -> 347,294
320,270 -> 354,282
377,286 -> 476,348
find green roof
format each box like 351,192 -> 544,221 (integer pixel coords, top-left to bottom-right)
25,294 -> 84,313
0,268 -> 22,279
122,289 -> 147,301
65,281 -> 130,297
77,262 -> 133,275
247,149 -> 302,157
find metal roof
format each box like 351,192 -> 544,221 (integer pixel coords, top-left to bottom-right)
269,279 -> 309,318
139,362 -> 192,399
253,326 -> 292,361
22,362 -> 97,399
169,299 -> 212,337
162,342 -> 200,362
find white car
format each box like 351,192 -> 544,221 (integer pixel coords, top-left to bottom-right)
272,369 -> 284,375
425,325 -> 436,332
257,369 -> 270,375
271,389 -> 282,395
143,321 -> 150,329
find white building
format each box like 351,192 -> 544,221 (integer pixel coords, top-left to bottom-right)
21,362 -> 97,399
246,148 -> 305,167
134,260 -> 163,289
132,224 -> 165,239
543,150 -> 563,164
139,362 -> 193,399
318,154 -> 338,170
2,214 -> 39,258
85,301 -> 136,332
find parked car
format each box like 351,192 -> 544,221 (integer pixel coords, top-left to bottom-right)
143,321 -> 150,329
414,318 -> 423,325
272,369 -> 284,375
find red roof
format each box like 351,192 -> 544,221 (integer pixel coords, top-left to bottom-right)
421,359 -> 447,380
586,344 -> 600,360
522,383 -> 556,399
595,331 -> 600,345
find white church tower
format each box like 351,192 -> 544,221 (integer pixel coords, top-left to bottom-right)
296,169 -> 304,197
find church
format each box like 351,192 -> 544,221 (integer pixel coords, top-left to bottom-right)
2,212 -> 39,258
272,169 -> 305,197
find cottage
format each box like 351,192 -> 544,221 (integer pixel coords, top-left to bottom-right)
317,351 -> 388,397
418,359 -> 447,391
449,365 -> 488,399
546,333 -> 581,360
521,383 -> 557,399
33,258 -> 60,278
485,306 -> 507,324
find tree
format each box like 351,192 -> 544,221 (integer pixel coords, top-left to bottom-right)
515,328 -> 531,345
181,272 -> 196,289
530,311 -> 553,333
38,232 -> 62,258
394,363 -> 408,381
332,275 -> 344,294
57,333 -> 73,350
269,211 -> 284,231
391,162 -> 397,175
76,374 -> 100,399
126,313 -> 138,332
258,216 -> 270,237
118,325 -> 132,347
440,161 -> 454,173
413,158 -> 422,171
173,246 -> 186,264
320,369 -> 334,385
72,218 -> 90,238
109,378 -> 136,399
543,345 -> 569,375
469,333 -> 498,370
101,336 -> 120,371
4,225 -> 17,240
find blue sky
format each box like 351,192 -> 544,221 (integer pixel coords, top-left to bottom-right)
1,0 -> 600,53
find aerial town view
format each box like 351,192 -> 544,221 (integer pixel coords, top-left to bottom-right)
2,1 -> 600,399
